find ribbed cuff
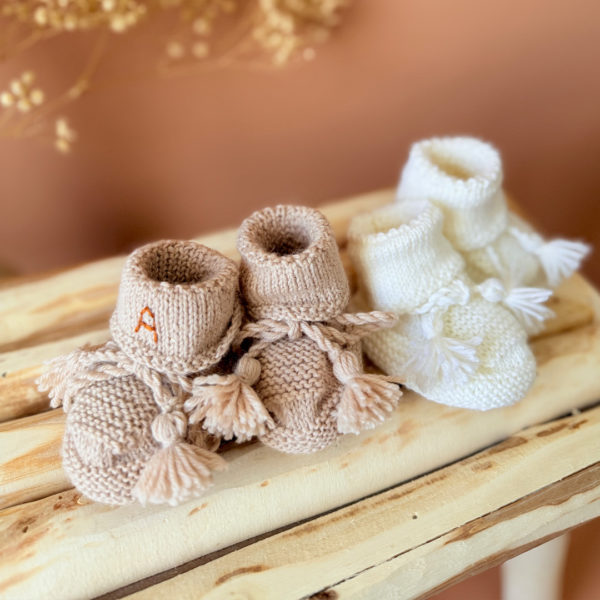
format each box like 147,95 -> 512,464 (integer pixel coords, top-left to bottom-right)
348,201 -> 464,313
237,205 -> 350,322
396,136 -> 508,251
110,240 -> 240,374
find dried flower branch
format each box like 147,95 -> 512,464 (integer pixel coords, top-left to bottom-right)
0,0 -> 352,152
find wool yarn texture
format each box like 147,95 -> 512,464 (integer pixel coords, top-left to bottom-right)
396,136 -> 590,334
185,205 -> 403,453
37,240 -> 241,506
347,200 -> 537,411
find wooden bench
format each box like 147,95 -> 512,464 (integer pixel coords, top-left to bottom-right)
0,190 -> 599,600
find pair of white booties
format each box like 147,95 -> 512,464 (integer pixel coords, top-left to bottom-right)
348,136 -> 589,410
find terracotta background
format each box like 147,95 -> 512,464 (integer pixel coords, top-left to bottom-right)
0,0 -> 598,281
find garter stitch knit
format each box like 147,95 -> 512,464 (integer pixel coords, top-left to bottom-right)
186,205 -> 403,453
396,136 -> 590,333
348,201 -> 536,411
38,241 -> 240,505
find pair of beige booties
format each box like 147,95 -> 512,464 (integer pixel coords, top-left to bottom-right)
38,206 -> 402,506
349,136 -> 589,411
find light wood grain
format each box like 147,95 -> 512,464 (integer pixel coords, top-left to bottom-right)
1,348 -> 600,599
324,466 -> 600,600
0,410 -> 68,509
119,407 -> 600,600
0,329 -> 108,422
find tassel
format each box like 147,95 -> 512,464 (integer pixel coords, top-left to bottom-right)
535,239 -> 590,288
333,350 -> 402,435
477,278 -> 554,334
36,343 -> 124,412
132,411 -> 227,506
36,351 -> 85,411
510,227 -> 590,287
184,355 -> 274,442
132,442 -> 227,506
405,333 -> 481,389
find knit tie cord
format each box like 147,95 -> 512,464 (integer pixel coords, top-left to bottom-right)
36,309 -> 242,506
185,311 -> 403,441
403,265 -> 557,390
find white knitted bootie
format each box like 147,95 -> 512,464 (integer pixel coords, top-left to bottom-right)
348,201 -> 537,411
396,136 -> 590,334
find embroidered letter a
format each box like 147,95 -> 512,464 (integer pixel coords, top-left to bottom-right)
135,307 -> 158,343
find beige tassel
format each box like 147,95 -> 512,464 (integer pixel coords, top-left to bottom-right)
184,355 -> 274,442
36,342 -> 122,412
36,350 -> 88,411
133,443 -> 226,506
132,411 -> 227,506
333,351 -> 402,435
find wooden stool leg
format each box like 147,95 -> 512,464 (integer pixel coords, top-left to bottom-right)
501,534 -> 570,600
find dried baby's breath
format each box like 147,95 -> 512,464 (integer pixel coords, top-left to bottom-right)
55,117 -> 77,153
1,71 -> 45,113
0,0 -> 352,151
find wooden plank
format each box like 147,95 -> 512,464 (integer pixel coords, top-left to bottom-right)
0,191 -> 393,352
311,465 -> 600,600
0,411 -> 67,510
1,361 -> 599,600
0,329 -> 108,422
2,303 -> 600,512
117,407 -> 600,600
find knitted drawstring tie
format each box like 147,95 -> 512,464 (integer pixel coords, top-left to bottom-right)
185,311 -> 403,440
36,305 -> 242,506
403,270 -> 552,389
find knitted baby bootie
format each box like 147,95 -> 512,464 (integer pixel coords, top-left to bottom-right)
396,136 -> 590,334
348,201 -> 537,410
37,240 -> 241,505
185,205 -> 402,453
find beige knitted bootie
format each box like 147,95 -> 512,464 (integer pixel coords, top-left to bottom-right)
38,240 -> 241,505
185,205 -> 402,454
396,136 -> 590,334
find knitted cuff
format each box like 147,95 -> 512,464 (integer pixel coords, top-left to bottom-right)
396,136 -> 508,251
110,240 -> 240,374
237,205 -> 350,321
348,201 -> 464,313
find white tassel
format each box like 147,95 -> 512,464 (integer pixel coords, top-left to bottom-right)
405,333 -> 481,389
535,239 -> 590,288
477,278 -> 554,334
503,287 -> 554,333
510,227 -> 590,287
406,283 -> 480,389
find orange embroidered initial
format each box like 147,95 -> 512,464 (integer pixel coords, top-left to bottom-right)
135,307 -> 158,343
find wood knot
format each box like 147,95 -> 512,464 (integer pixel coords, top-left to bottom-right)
308,591 -> 338,600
